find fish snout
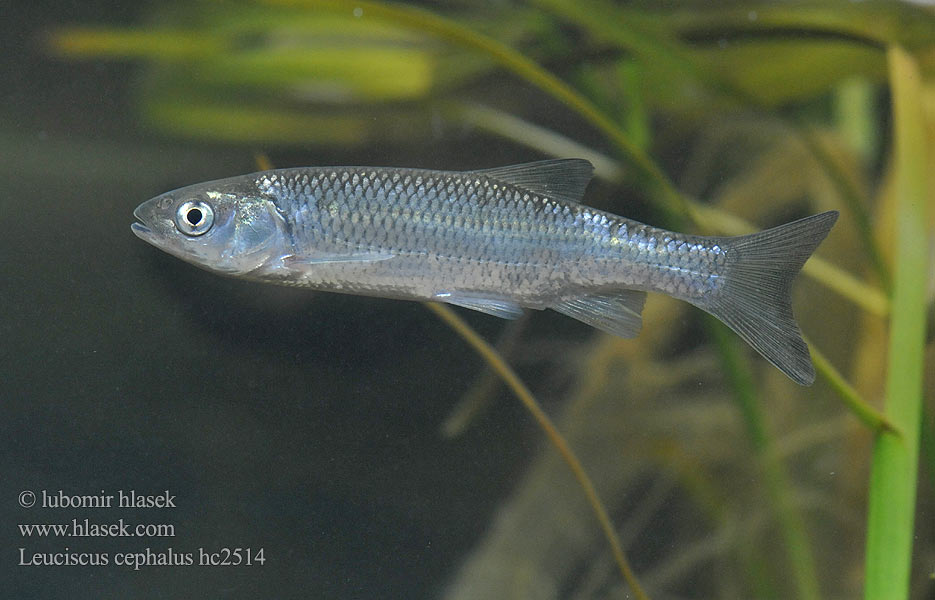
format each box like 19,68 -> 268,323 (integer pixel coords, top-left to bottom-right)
131,201 -> 158,243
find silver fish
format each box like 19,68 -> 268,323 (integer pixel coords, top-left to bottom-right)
131,159 -> 837,385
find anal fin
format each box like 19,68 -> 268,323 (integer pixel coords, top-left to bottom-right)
551,290 -> 646,338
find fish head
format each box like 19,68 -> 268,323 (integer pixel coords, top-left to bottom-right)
131,179 -> 287,276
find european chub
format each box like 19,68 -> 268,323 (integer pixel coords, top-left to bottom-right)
132,159 -> 838,385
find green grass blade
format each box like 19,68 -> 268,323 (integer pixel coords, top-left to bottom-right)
863,45 -> 930,600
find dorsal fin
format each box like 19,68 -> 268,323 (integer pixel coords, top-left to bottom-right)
475,159 -> 594,204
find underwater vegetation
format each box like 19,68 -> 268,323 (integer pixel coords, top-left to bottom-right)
49,1 -> 935,598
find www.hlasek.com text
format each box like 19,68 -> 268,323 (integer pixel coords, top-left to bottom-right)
20,518 -> 174,538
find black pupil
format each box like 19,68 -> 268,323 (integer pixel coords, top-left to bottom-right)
186,208 -> 203,226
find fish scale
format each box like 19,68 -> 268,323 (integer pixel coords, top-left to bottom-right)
131,158 -> 838,385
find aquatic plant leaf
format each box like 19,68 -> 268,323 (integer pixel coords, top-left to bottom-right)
666,1 -> 935,50
142,98 -> 372,145
47,27 -> 223,60
694,41 -> 885,107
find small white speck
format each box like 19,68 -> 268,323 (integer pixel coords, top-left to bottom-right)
352,6 -> 363,18
748,10 -> 757,21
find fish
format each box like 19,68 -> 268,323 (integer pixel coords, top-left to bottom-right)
131,159 -> 838,385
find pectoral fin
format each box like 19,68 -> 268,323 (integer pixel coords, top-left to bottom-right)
283,250 -> 395,265
551,290 -> 646,338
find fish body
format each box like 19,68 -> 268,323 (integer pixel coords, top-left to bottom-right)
132,159 -> 837,385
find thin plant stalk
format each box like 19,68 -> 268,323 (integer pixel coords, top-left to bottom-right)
807,339 -> 894,433
424,302 -> 650,600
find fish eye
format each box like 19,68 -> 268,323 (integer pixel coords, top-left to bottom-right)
175,200 -> 214,236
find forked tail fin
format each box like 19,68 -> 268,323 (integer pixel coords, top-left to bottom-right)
698,211 -> 839,385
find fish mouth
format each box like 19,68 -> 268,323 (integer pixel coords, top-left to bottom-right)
131,205 -> 154,241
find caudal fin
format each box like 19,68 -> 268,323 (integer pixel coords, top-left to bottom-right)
699,211 -> 838,386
